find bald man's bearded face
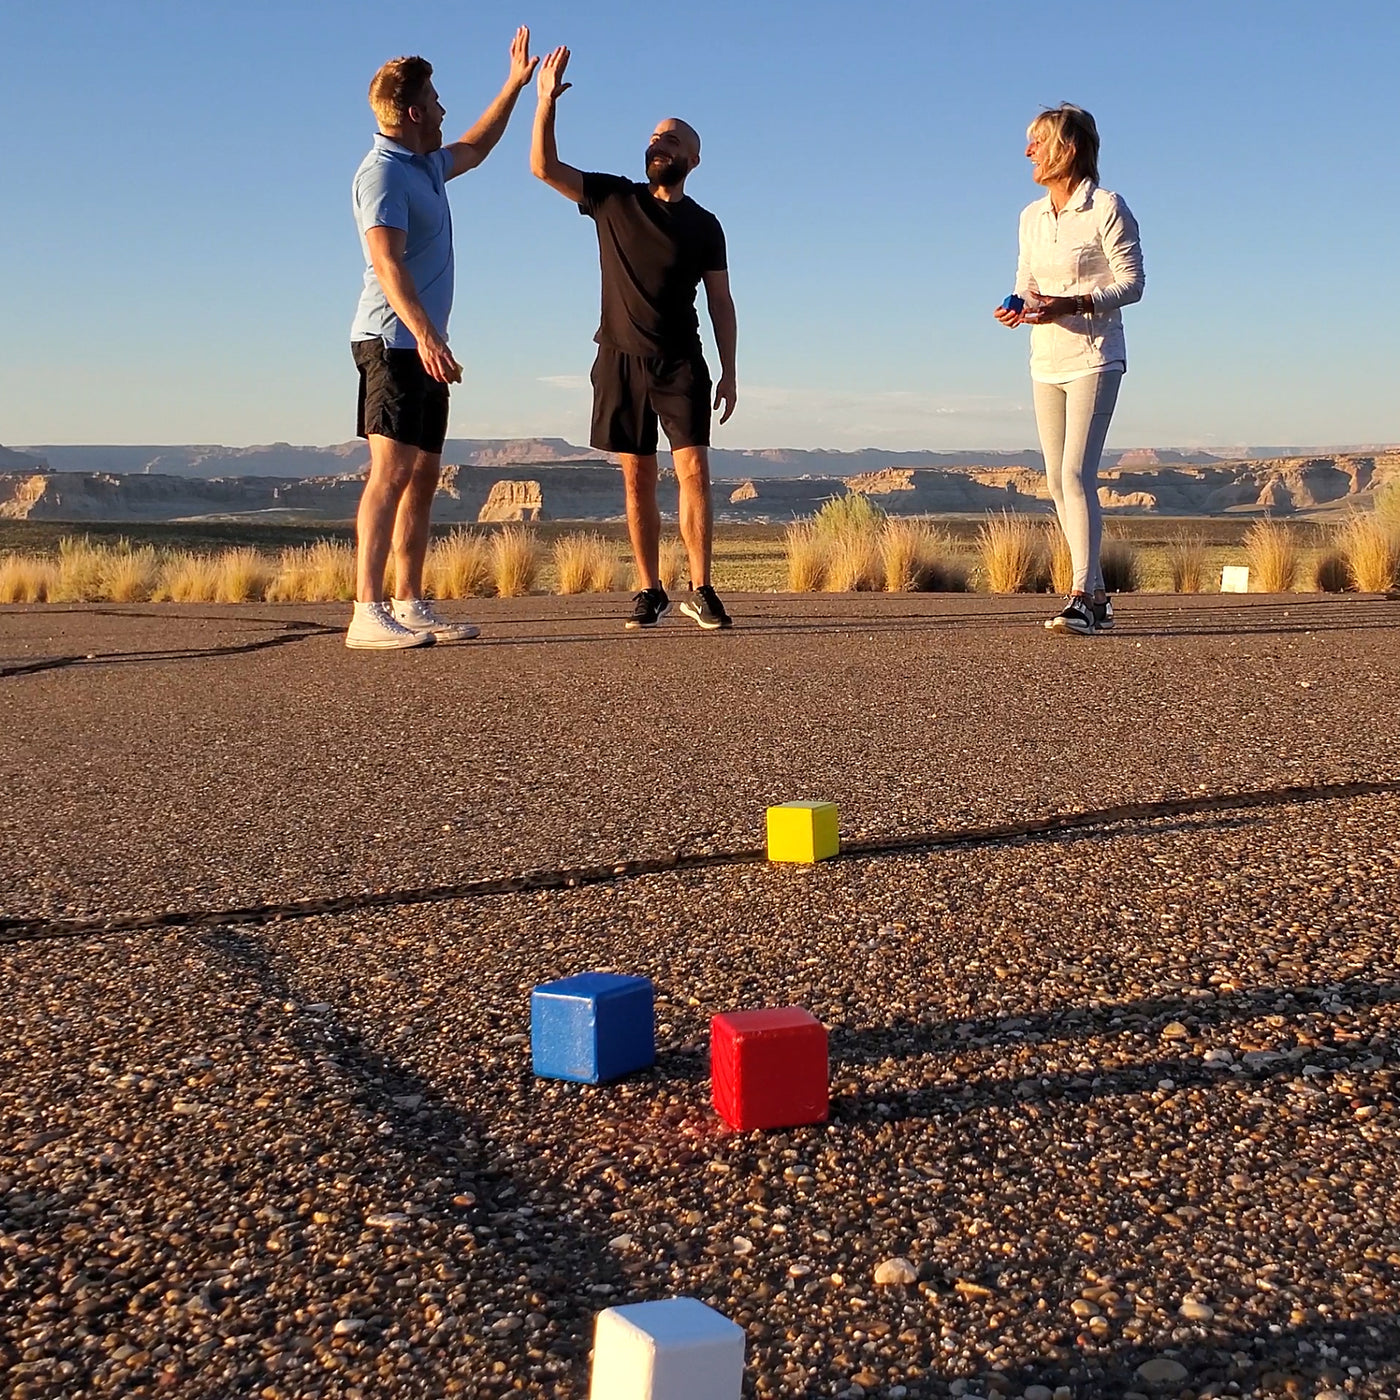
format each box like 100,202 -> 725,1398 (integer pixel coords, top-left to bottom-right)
645,144 -> 692,188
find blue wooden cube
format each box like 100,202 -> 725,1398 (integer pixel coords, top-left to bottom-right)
531,973 -> 655,1083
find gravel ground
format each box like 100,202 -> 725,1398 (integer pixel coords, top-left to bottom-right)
2,594 -> 1398,1399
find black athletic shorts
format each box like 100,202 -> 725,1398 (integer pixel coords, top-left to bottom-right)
589,346 -> 711,456
353,339 -> 450,455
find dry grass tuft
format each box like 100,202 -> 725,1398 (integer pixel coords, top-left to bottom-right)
1242,519 -> 1299,593
0,553 -> 57,603
490,526 -> 540,597
155,552 -> 224,603
784,522 -> 828,592
1167,532 -> 1209,593
427,529 -> 492,599
1045,525 -> 1074,595
1336,514 -> 1399,593
1101,535 -> 1141,593
553,532 -> 618,594
810,491 -> 885,591
813,490 -> 886,543
824,532 -> 882,592
217,548 -> 276,603
52,536 -> 112,602
265,540 -> 357,602
978,511 -> 1048,593
881,518 -> 948,592
656,537 -> 688,591
1314,549 -> 1350,593
1375,480 -> 1400,534
104,544 -> 161,602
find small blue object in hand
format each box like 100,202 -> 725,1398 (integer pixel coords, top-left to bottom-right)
1001,294 -> 1025,313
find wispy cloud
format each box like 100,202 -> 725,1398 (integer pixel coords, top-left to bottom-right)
538,374 -> 591,391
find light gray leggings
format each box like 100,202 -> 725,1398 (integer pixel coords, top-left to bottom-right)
1032,369 -> 1123,595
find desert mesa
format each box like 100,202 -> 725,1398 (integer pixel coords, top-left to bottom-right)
2,442 -> 1397,524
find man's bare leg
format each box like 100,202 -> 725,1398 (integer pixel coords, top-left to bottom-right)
672,445 -> 713,589
390,451 -> 442,600
620,453 -> 662,590
356,436 -> 421,602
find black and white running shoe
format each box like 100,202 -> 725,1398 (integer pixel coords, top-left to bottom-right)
1092,595 -> 1115,631
625,587 -> 671,629
679,585 -> 733,630
1046,595 -> 1096,635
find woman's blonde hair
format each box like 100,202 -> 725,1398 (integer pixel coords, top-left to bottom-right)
1027,104 -> 1100,187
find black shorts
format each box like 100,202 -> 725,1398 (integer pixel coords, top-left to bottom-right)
590,347 -> 711,456
353,339 -> 450,455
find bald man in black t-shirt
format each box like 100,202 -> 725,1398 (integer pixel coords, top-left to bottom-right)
531,45 -> 739,630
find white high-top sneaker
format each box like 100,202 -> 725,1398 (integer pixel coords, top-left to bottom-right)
345,600 -> 435,650
392,598 -> 480,643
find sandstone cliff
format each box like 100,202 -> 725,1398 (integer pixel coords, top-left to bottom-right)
2,454 -> 1395,525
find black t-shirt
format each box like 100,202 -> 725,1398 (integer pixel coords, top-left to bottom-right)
578,172 -> 727,359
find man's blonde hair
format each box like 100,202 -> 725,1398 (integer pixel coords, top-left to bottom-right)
1027,104 -> 1100,187
369,55 -> 434,130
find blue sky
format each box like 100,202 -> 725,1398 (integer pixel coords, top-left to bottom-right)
1,0 -> 1396,451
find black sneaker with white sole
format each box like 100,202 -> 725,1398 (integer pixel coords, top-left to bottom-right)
625,587 -> 670,629
1092,595 -> 1115,631
679,585 -> 733,630
1046,594 -> 1096,635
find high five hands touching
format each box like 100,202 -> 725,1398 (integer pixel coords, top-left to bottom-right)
538,46 -> 572,102
507,27 -> 539,90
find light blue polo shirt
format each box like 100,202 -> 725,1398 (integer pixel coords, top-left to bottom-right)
351,135 -> 455,349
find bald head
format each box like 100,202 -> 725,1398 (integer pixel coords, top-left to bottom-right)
645,118 -> 701,190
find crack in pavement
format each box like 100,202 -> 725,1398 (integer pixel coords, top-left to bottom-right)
3,777 -> 1398,946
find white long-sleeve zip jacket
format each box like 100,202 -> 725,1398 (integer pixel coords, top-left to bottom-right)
1014,180 -> 1144,383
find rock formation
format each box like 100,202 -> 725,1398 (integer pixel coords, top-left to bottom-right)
843,468 -> 915,494
477,479 -> 544,522
729,480 -> 759,502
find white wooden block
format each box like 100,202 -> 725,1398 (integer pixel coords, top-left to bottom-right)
589,1297 -> 745,1400
1220,565 -> 1250,593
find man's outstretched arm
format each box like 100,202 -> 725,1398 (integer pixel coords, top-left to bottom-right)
445,27 -> 538,180
703,269 -> 738,424
530,46 -> 585,202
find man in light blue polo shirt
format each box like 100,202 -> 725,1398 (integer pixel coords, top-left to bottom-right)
346,28 -> 538,650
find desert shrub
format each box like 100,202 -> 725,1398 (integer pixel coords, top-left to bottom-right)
104,544 -> 160,602
813,490 -> 887,543
427,529 -> 492,599
267,545 -> 314,602
553,532 -> 617,594
1242,519 -> 1299,593
1167,532 -> 1208,593
156,552 -> 223,602
216,548 -> 275,603
784,521 -> 828,592
52,535 -> 111,602
657,537 -> 688,591
1336,514 -> 1399,593
977,511 -> 1047,593
308,540 -> 357,601
0,553 -> 57,603
1314,549 -> 1350,593
1044,524 -> 1074,595
1101,535 -> 1141,593
490,526 -> 539,597
1375,479 -> 1400,533
824,532 -> 882,591
881,518 -> 950,592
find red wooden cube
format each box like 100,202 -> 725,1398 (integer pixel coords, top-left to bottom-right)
710,1007 -> 829,1131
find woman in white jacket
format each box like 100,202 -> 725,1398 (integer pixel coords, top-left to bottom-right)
995,104 -> 1144,635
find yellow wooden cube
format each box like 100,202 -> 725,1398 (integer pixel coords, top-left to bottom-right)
766,801 -> 840,863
